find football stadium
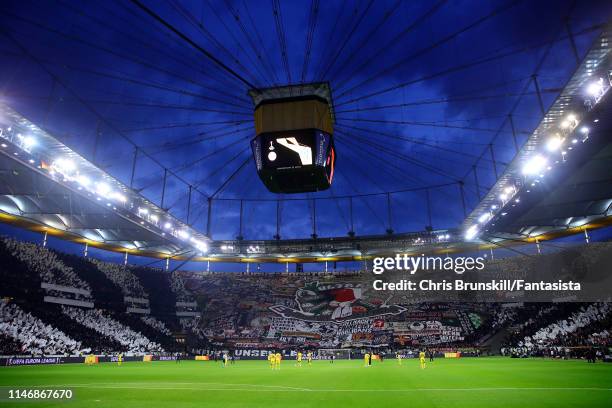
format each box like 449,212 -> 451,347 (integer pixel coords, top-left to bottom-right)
0,1 -> 612,407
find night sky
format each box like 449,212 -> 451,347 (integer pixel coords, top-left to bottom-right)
0,0 -> 611,269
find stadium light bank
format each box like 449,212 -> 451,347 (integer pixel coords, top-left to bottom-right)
464,75 -> 610,242
0,103 -> 209,255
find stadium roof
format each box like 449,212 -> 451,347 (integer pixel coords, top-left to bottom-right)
464,21 -> 612,244
0,2 -> 611,262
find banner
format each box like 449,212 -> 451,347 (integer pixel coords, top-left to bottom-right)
3,357 -> 66,366
1,355 -> 177,366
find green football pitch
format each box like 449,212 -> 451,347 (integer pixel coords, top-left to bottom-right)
0,357 -> 610,407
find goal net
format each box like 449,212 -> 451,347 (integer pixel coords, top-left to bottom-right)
318,349 -> 352,360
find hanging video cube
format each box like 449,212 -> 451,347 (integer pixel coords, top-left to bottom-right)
249,82 -> 336,194
251,129 -> 335,193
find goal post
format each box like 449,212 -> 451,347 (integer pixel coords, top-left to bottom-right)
318,349 -> 352,360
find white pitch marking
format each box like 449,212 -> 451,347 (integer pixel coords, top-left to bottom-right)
26,384 -> 612,393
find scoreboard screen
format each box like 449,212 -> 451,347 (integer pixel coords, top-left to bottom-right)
251,129 -> 335,193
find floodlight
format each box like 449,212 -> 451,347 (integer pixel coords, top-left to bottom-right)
77,175 -> 91,187
112,192 -> 127,203
478,213 -> 490,223
522,155 -> 547,175
465,225 -> 479,240
23,136 -> 36,148
586,79 -> 604,97
96,182 -> 111,195
192,239 -> 207,253
546,136 -> 563,151
54,158 -> 76,173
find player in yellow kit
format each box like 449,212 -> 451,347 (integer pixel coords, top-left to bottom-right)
117,353 -> 123,366
268,352 -> 275,369
223,353 -> 229,367
307,351 -> 313,365
275,352 -> 282,369
364,352 -> 370,367
396,352 -> 402,365
419,351 -> 426,369
296,351 -> 302,367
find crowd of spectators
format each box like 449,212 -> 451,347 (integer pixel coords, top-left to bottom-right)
170,272 -> 195,303
490,306 -> 518,329
91,259 -> 148,299
22,302 -> 122,354
0,333 -> 23,355
2,237 -> 91,301
524,303 -> 611,349
140,315 -> 172,336
0,300 -> 81,355
179,317 -> 206,339
62,306 -> 163,354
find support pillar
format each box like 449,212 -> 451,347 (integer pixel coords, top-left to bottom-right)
532,74 -> 545,116
565,19 -> 580,65
473,166 -> 481,200
489,144 -> 498,180
238,199 -> 244,240
348,196 -> 355,236
129,147 -> 138,189
186,185 -> 192,225
160,169 -> 168,209
508,114 -> 519,154
426,189 -> 433,230
386,193 -> 393,235
459,182 -> 467,218
206,197 -> 213,238
275,200 -> 281,240
311,198 -> 317,239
